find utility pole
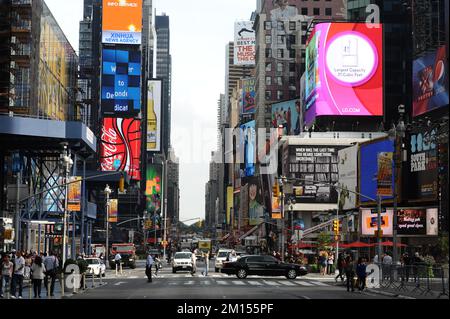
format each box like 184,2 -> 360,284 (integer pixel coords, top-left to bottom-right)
15,171 -> 21,251
104,185 -> 112,265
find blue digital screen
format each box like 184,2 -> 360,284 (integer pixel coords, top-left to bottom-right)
101,48 -> 141,115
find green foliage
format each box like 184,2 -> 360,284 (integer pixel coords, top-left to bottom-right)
309,264 -> 319,273
437,232 -> 449,261
317,231 -> 332,251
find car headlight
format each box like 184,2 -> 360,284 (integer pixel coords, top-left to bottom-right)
129,259 -> 133,261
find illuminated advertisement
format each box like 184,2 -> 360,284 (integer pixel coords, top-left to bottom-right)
271,99 -> 301,136
102,0 -> 142,45
242,177 -> 264,226
377,152 -> 393,197
108,199 -> 118,223
338,145 -> 358,210
38,4 -> 77,121
101,48 -> 141,116
227,186 -> 234,225
413,46 -> 449,117
234,21 -> 255,65
100,118 -> 142,181
147,80 -> 162,152
240,120 -> 256,177
145,164 -> 162,213
397,208 -> 439,236
241,78 -> 256,114
305,23 -> 383,125
361,208 -> 393,236
240,183 -> 249,227
359,139 -> 395,203
67,177 -> 82,211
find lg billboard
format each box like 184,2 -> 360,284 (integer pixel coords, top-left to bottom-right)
305,23 -> 383,126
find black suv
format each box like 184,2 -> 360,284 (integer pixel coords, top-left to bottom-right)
221,255 -> 308,279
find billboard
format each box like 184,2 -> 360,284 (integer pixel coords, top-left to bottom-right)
241,78 -> 256,114
397,208 -> 438,236
242,177 -> 265,226
286,145 -> 342,204
240,120 -> 256,177
304,23 -> 383,126
377,152 -> 393,197
240,183 -> 249,228
108,199 -> 118,223
102,0 -> 142,45
101,48 -> 141,116
338,145 -> 358,210
100,118 -> 142,181
227,186 -> 234,225
147,80 -> 162,152
234,21 -> 256,65
412,46 -> 449,117
361,208 -> 393,236
359,139 -> 395,203
145,164 -> 162,213
271,99 -> 301,136
67,177 -> 82,212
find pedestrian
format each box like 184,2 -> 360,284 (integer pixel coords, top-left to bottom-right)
413,252 -> 423,282
146,253 -> 154,283
191,250 -> 197,276
401,252 -> 411,282
335,254 -> 345,283
43,250 -> 59,297
114,250 -> 122,273
154,254 -> 161,276
382,252 -> 393,280
318,252 -> 327,276
10,250 -> 25,299
201,251 -> 210,277
356,257 -> 367,292
327,253 -> 334,275
344,255 -> 355,292
0,254 -> 13,298
31,256 -> 46,298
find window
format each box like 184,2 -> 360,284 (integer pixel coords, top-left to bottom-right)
325,8 -> 332,16
289,90 -> 297,99
301,8 -> 308,15
289,63 -> 296,72
266,76 -> 272,85
262,256 -> 278,263
313,8 -> 320,15
265,90 -> 272,100
264,21 -> 272,30
266,35 -> 272,44
265,48 -> 272,58
289,77 -> 296,85
289,49 -> 296,59
276,76 -> 283,86
277,49 -> 284,59
277,35 -> 285,44
265,62 -> 272,72
277,21 -> 284,31
277,62 -> 284,72
277,90 -> 284,100
288,35 -> 296,45
289,21 -> 296,31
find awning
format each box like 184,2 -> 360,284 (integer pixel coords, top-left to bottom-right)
238,223 -> 262,241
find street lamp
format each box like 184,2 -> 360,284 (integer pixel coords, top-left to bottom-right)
287,197 -> 296,255
61,146 -> 73,266
104,184 -> 112,264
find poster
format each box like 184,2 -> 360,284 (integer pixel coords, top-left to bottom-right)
147,80 -> 162,152
102,0 -> 142,45
397,209 -> 426,235
108,199 -> 118,223
377,152 -> 393,196
241,78 -> 256,114
240,121 -> 256,177
360,209 -> 393,236
242,177 -> 264,226
271,99 -> 301,136
234,21 -> 256,65
67,176 -> 82,211
426,208 -> 438,236
338,145 -> 358,210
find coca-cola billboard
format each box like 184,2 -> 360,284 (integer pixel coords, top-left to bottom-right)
100,118 -> 141,180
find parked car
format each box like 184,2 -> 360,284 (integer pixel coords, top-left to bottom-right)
172,252 -> 193,273
85,257 -> 106,277
221,255 -> 308,279
215,249 -> 233,272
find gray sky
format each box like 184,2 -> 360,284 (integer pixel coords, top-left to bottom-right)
45,0 -> 256,225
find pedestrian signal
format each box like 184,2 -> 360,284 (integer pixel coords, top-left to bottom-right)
333,220 -> 340,234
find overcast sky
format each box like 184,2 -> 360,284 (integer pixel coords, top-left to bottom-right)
44,0 -> 256,225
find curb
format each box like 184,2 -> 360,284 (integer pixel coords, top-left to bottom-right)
62,282 -> 108,299
365,289 -> 416,299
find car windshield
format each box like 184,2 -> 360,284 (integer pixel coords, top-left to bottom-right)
85,259 -> 99,265
217,252 -> 229,257
174,253 -> 191,259
113,246 -> 134,252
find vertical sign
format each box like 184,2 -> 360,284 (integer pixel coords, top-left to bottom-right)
226,186 -> 234,225
147,80 -> 162,152
67,176 -> 82,211
102,0 -> 143,45
241,78 -> 256,114
377,152 -> 393,196
234,21 -> 256,65
108,199 -> 118,223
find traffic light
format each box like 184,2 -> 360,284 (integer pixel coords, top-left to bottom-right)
272,182 -> 280,198
4,229 -> 13,240
119,175 -> 125,192
333,220 -> 340,234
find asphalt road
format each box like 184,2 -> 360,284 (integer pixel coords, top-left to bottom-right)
69,260 -> 391,300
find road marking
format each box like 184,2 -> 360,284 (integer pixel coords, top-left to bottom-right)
202,281 -> 211,285
168,282 -> 178,285
310,281 -> 328,286
128,276 -> 138,279
295,281 -> 314,286
216,280 -> 228,285
232,281 -> 246,285
301,295 -> 312,300
278,281 -> 296,286
114,282 -> 127,286
184,281 -> 194,285
263,280 -> 279,286
248,281 -> 263,286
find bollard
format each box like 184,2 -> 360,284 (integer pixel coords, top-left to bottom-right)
47,276 -> 51,297
120,263 -> 123,275
91,270 -> 95,288
61,273 -> 65,297
29,279 -> 32,299
100,271 -> 103,285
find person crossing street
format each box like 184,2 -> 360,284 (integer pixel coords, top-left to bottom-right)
146,253 -> 154,283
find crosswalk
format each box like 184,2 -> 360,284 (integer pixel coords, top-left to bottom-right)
162,279 -> 331,288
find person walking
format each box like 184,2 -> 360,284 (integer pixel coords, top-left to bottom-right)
318,252 -> 327,276
356,257 -> 367,292
0,254 -> 14,298
335,254 -> 345,283
201,251 -> 210,277
44,251 -> 59,297
191,250 -> 197,276
114,251 -> 122,274
344,255 -> 355,292
154,254 -> 161,276
10,250 -> 25,299
31,256 -> 46,298
327,253 -> 334,275
145,253 -> 154,283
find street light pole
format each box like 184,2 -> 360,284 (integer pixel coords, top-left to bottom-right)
104,185 -> 112,264
61,147 -> 73,266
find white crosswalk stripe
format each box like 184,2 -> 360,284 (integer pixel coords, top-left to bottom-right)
295,281 -> 314,286
310,281 -> 328,286
232,281 -> 246,285
262,280 -> 279,286
216,280 -> 228,285
184,280 -> 194,285
278,281 -> 296,286
248,281 -> 263,286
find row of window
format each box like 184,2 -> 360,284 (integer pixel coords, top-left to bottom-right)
265,34 -> 297,45
266,76 -> 297,86
265,89 -> 297,101
265,48 -> 298,59
263,6 -> 332,29
265,61 -> 296,73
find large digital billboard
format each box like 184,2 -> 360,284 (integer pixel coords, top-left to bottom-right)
304,23 -> 383,126
397,208 -> 438,236
360,208 -> 393,236
147,80 -> 162,152
242,177 -> 264,226
145,164 -> 162,213
240,120 -> 256,177
412,46 -> 449,117
100,118 -> 142,180
359,138 -> 395,203
338,145 -> 358,210
241,78 -> 256,114
101,48 -> 141,116
271,99 -> 301,136
102,0 -> 142,45
234,21 -> 256,66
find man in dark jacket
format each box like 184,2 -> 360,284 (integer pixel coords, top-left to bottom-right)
356,258 -> 368,291
344,256 -> 355,292
335,254 -> 345,282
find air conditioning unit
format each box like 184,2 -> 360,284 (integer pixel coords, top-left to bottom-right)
10,61 -> 16,69
11,36 -> 17,44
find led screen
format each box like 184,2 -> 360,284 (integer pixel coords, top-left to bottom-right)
102,0 -> 142,45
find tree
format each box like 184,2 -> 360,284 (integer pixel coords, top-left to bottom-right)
317,231 -> 332,251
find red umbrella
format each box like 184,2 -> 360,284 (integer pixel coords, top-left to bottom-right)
297,243 -> 317,249
345,241 -> 372,248
378,240 -> 408,247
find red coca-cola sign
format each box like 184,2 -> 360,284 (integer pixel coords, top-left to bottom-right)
100,118 -> 141,180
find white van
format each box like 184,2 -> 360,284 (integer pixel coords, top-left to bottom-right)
215,249 -> 233,272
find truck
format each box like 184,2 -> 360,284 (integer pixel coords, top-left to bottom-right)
197,239 -> 212,260
108,243 -> 137,269
91,244 -> 106,258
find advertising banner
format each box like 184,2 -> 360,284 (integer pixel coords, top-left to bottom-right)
234,21 -> 256,66
101,48 -> 141,116
413,46 -> 449,117
227,186 -> 234,225
240,184 -> 249,228
108,199 -> 118,223
360,208 -> 393,236
241,78 -> 256,114
67,176 -> 82,211
397,208 -> 426,235
403,128 -> 438,201
145,164 -> 162,213
240,121 -> 256,177
426,208 -> 438,236
147,80 -> 162,152
338,145 -> 358,210
286,145 -> 342,203
359,139 -> 395,203
102,0 -> 142,45
377,152 -> 393,197
100,118 -> 142,181
271,99 -> 301,136
242,177 -> 264,226
305,23 -> 383,125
